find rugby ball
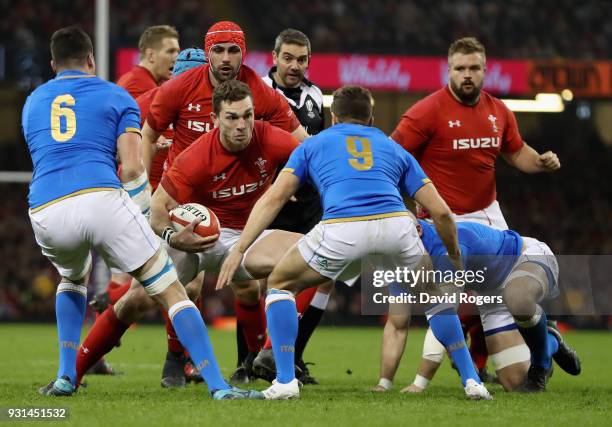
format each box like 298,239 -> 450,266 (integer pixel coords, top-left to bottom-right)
169,203 -> 220,239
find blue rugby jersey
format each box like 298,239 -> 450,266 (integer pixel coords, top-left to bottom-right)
22,70 -> 141,210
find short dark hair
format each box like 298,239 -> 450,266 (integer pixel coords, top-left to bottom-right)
212,80 -> 253,114
448,37 -> 486,59
274,28 -> 311,55
50,26 -> 93,67
138,25 -> 179,59
331,86 -> 373,124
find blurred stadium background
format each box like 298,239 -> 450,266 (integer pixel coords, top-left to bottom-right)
0,0 -> 611,329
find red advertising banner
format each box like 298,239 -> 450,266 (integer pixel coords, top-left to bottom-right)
115,49 -> 612,97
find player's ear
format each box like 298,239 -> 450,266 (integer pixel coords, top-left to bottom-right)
368,116 -> 374,127
331,112 -> 339,126
86,53 -> 95,73
272,50 -> 278,65
50,60 -> 57,74
145,47 -> 155,63
210,112 -> 219,128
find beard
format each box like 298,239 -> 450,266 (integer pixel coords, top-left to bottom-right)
210,63 -> 240,83
450,79 -> 482,104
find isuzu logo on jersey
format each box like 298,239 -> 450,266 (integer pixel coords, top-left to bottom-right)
448,120 -> 461,128
452,137 -> 501,150
212,177 -> 269,199
187,120 -> 212,133
187,103 -> 201,111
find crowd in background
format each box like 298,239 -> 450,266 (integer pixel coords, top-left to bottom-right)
3,0 -> 612,88
0,0 -> 610,326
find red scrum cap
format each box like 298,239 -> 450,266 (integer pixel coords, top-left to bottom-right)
205,21 -> 246,58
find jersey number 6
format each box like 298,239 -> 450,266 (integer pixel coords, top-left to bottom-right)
51,94 -> 76,142
346,137 -> 373,171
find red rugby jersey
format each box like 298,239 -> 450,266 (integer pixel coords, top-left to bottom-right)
161,121 -> 299,230
391,86 -> 524,214
136,87 -> 172,190
116,65 -> 158,99
147,64 -> 300,167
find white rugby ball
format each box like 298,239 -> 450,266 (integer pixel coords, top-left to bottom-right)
169,203 -> 220,239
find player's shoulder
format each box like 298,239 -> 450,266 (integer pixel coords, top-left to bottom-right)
480,90 -> 510,111
241,65 -> 274,93
256,120 -> 297,145
406,87 -> 448,118
164,64 -> 207,92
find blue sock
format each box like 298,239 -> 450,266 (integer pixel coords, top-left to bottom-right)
265,290 -> 298,384
547,331 -> 559,356
170,302 -> 230,392
56,283 -> 87,385
428,308 -> 480,386
516,306 -> 551,369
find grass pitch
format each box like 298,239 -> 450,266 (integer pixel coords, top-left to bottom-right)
0,324 -> 610,426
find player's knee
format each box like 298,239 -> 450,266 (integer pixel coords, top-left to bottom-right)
114,285 -> 154,324
490,344 -> 530,391
132,249 -> 179,296
503,285 -> 536,317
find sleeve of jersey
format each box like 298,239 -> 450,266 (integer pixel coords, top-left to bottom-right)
501,106 -> 524,153
401,151 -> 431,197
115,90 -> 142,138
281,143 -> 309,184
146,80 -> 180,132
390,102 -> 433,153
256,81 -> 301,132
159,152 -> 197,204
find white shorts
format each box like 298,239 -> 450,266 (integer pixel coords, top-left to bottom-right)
29,190 -> 159,281
298,215 -> 425,284
169,227 -> 275,284
478,301 -> 517,337
455,200 -> 508,230
503,236 -> 559,299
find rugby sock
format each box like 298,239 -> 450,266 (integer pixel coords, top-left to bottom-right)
236,322 -> 249,366
56,283 -> 87,385
516,306 -> 552,369
235,299 -> 266,352
161,309 -> 184,354
265,290 -> 298,384
295,291 -> 329,362
76,305 -> 129,384
169,301 -> 229,392
428,309 -> 480,386
548,331 -> 560,355
107,282 -> 130,304
295,287 -> 317,315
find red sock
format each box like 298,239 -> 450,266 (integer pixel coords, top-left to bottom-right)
468,323 -> 488,370
76,306 -> 130,384
235,299 -> 266,353
295,287 -> 317,317
161,309 -> 184,354
107,282 -> 130,304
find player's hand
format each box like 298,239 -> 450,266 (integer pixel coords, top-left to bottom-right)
537,151 -> 560,171
216,248 -> 244,290
169,218 -> 218,253
155,136 -> 172,150
448,253 -> 463,271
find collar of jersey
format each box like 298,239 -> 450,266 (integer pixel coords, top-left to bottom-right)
56,70 -> 93,79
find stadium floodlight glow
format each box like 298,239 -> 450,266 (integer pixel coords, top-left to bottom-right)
561,89 -> 574,101
323,94 -> 333,108
501,93 -> 565,113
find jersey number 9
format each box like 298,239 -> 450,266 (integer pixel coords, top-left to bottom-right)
346,137 -> 373,171
51,94 -> 76,142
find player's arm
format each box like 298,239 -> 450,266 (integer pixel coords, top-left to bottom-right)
413,183 -> 461,267
501,142 -> 561,173
141,121 -> 162,175
117,131 -> 150,215
216,171 -> 300,289
150,184 -> 217,253
291,124 -> 309,142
